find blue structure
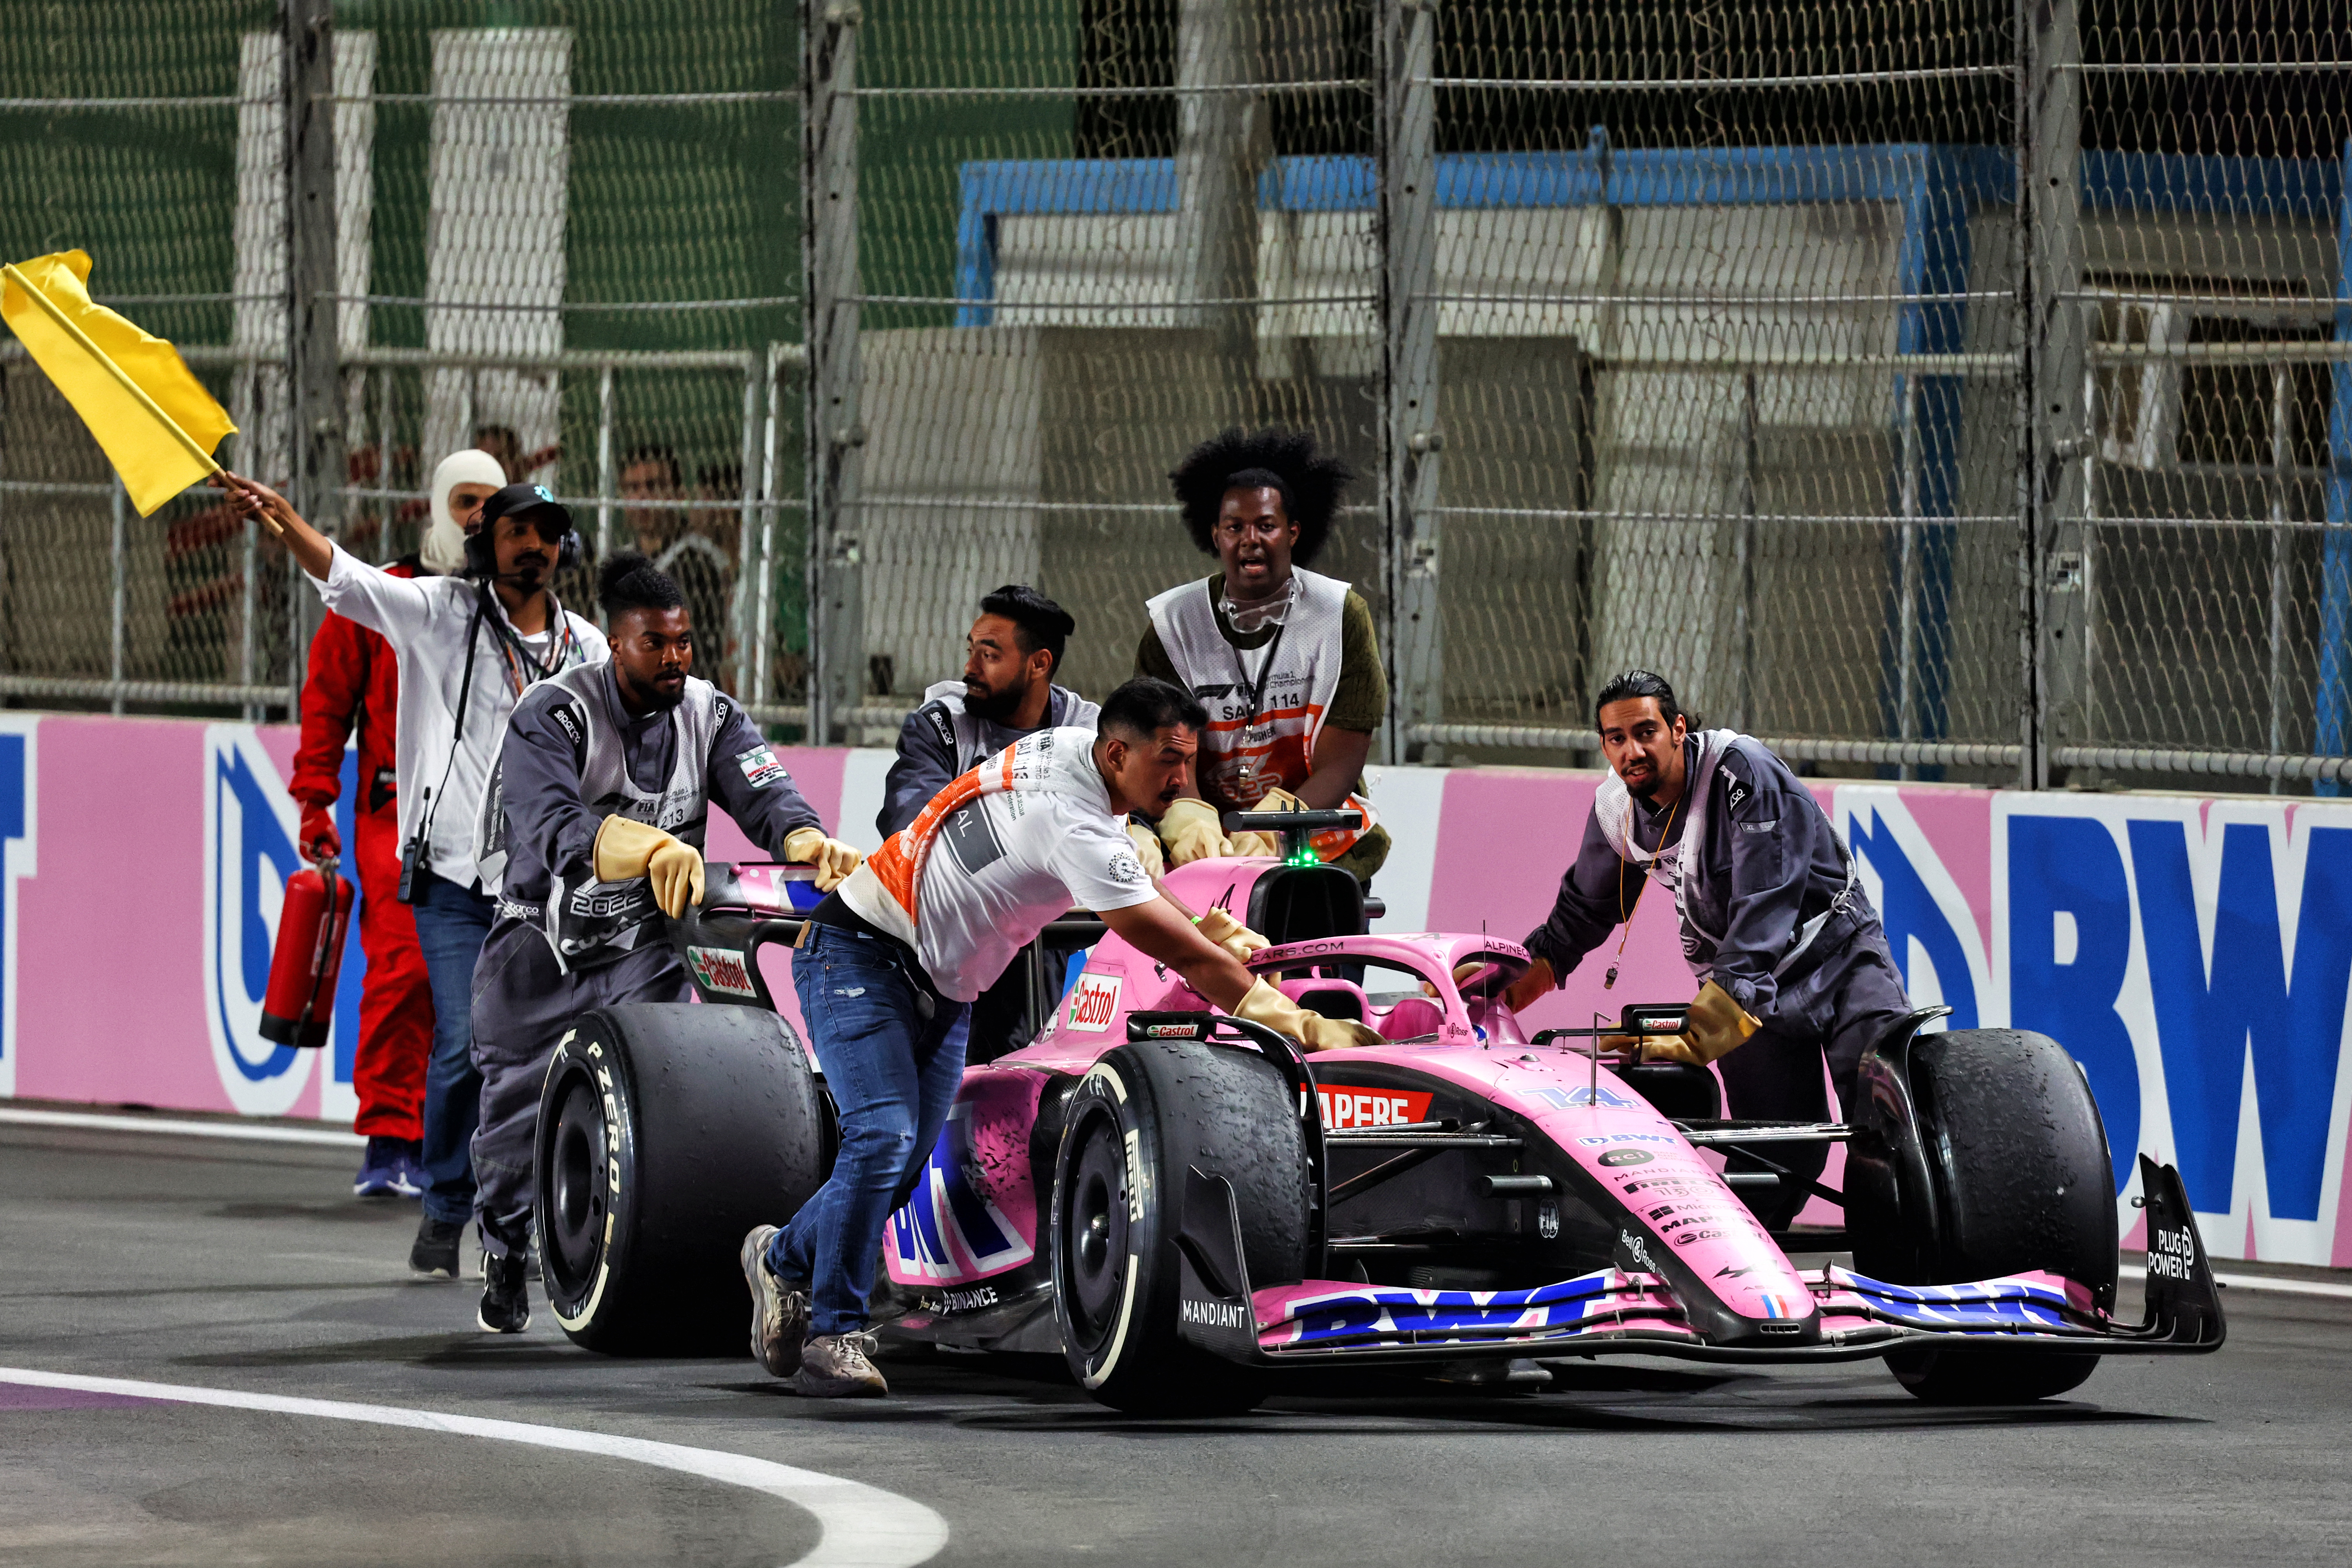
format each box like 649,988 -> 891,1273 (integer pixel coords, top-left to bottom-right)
955,140 -> 2352,769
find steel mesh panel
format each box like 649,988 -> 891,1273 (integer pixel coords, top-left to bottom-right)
1,2 -> 2346,793
1,3 -> 803,714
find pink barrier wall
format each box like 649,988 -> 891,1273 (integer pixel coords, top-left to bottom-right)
2,712 -> 2346,1268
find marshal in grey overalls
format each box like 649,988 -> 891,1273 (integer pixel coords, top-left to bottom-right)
465,661 -> 821,1259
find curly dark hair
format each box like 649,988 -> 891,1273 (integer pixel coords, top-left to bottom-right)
597,550 -> 684,621
1167,426 -> 1351,566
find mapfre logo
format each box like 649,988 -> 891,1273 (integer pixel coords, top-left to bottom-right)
202,727 -> 319,1113
1064,972 -> 1121,1033
1315,1085 -> 1434,1129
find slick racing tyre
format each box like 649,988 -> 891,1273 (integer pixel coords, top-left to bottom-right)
1051,1040 -> 1310,1416
1882,1027 -> 2117,1404
536,1004 -> 831,1355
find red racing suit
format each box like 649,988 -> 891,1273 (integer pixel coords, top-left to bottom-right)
289,556 -> 435,1140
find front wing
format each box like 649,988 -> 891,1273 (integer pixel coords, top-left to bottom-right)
1174,1157 -> 2227,1369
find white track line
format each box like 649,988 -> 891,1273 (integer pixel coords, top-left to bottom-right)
0,1367 -> 947,1568
0,1107 -> 363,1147
2212,1272 -> 2352,1300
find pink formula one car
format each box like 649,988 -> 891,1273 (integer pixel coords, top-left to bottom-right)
532,812 -> 2223,1416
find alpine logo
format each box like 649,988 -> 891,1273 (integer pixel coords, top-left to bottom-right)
687,944 -> 759,999
887,1100 -> 1037,1281
1180,1297 -> 1250,1330
1065,972 -> 1121,1032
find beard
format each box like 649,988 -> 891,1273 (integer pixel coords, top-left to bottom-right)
1623,766 -> 1661,801
621,668 -> 687,712
964,679 -> 1024,724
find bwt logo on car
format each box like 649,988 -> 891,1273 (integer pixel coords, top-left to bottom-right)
1316,1086 -> 1434,1128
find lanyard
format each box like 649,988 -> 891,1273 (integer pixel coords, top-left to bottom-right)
1229,617 -> 1290,738
485,595 -> 576,696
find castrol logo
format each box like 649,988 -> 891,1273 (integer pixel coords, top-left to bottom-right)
687,945 -> 759,1000
1065,973 -> 1122,1032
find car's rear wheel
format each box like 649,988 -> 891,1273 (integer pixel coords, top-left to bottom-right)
536,1004 -> 831,1355
1051,1040 -> 1309,1415
1872,1027 -> 2116,1403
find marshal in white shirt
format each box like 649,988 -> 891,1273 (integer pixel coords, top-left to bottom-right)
314,541 -> 608,886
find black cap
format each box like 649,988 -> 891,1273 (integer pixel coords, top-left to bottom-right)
477,482 -> 573,535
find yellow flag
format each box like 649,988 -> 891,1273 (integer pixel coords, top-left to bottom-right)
1,250 -> 236,517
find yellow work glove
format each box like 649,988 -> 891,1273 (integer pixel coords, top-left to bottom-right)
782,826 -> 862,892
1125,820 -> 1165,880
1609,983 -> 1759,1065
1195,906 -> 1269,964
1157,797 -> 1230,866
593,814 -> 705,919
1233,977 -> 1384,1053
1681,978 -> 1762,1062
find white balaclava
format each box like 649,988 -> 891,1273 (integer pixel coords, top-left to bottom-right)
419,449 -> 510,575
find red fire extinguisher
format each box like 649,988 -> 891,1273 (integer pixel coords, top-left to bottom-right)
261,857 -> 355,1049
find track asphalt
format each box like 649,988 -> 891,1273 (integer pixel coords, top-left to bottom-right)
3,1115 -> 2347,1566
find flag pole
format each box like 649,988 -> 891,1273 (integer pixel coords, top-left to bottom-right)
0,261 -> 281,535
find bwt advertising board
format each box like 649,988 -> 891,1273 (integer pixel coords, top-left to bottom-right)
0,714 -> 2345,1270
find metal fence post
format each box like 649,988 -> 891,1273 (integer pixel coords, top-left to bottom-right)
2024,0 -> 2085,789
733,355 -> 761,698
1174,0 -> 1259,355
804,0 -> 865,745
595,363 -> 616,572
2268,362 -> 2292,791
1379,0 -> 1441,765
753,341 -> 787,711
285,0 -> 343,707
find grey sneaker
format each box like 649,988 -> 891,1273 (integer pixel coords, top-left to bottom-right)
790,1332 -> 888,1399
740,1224 -> 808,1377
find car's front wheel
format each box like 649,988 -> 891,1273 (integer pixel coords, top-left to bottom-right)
1051,1040 -> 1309,1415
1870,1026 -> 2116,1403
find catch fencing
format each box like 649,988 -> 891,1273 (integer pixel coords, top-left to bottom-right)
2,2 -> 2348,792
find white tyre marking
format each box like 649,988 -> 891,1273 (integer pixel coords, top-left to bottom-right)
0,1367 -> 948,1568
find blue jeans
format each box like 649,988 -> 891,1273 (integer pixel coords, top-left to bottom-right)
770,923 -> 970,1337
410,868 -> 493,1225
